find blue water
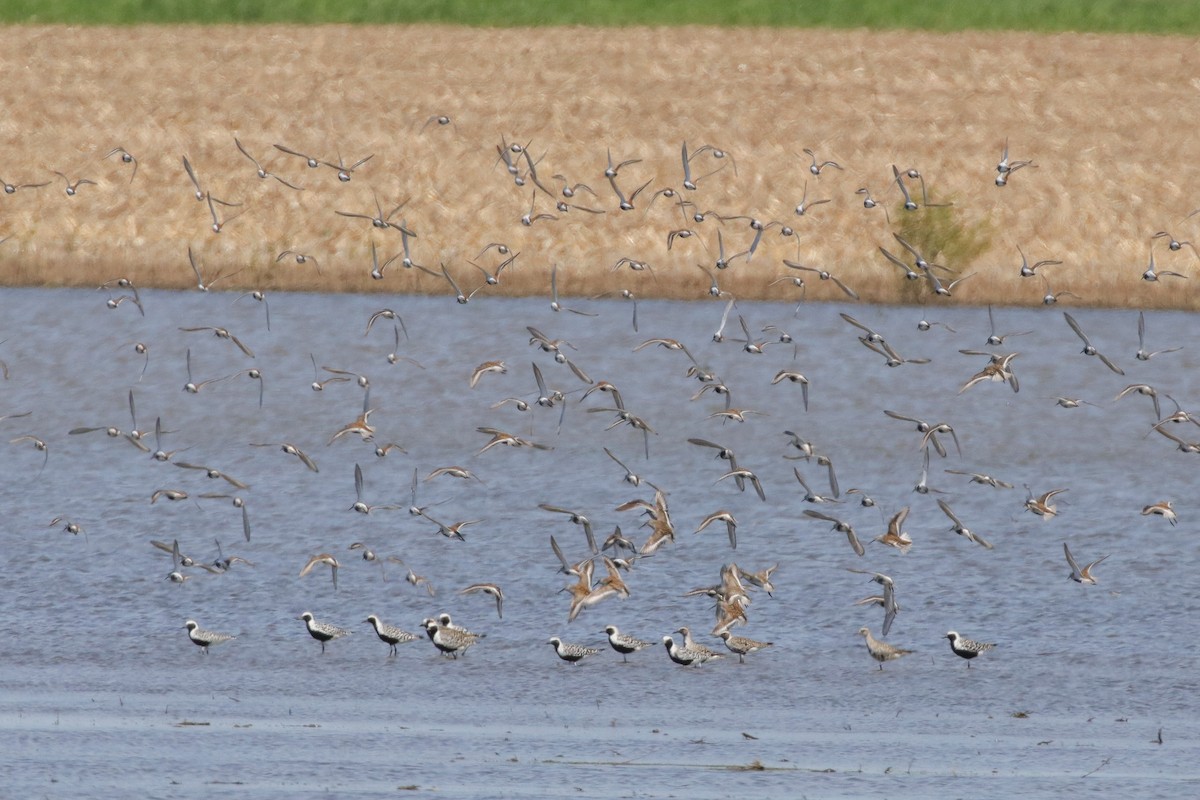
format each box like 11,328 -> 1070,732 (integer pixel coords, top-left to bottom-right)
1,287 -> 1197,798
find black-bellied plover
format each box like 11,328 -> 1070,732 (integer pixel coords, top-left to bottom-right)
422,618 -> 479,658
718,631 -> 774,663
676,627 -> 724,665
548,637 -> 602,664
184,620 -> 235,653
604,625 -> 652,662
364,615 -> 419,655
298,611 -> 350,653
945,631 -> 995,667
858,627 -> 912,670
662,635 -> 696,666
436,613 -> 484,638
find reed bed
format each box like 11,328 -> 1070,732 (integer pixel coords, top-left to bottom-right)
1,25 -> 1199,309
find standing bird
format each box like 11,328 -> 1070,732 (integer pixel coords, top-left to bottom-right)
183,620 -> 235,653
547,637 -> 603,664
298,612 -> 351,653
718,631 -> 774,663
858,627 -> 912,670
364,615 -> 419,655
604,625 -> 653,662
945,631 -> 995,667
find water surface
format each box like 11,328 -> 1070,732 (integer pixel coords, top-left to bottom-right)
1,288 -> 1196,798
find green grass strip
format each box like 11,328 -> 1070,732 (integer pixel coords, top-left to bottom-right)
3,0 -> 1199,34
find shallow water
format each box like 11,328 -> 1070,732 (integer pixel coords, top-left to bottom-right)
1,287 -> 1197,798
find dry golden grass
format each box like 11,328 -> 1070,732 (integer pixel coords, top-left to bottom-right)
2,25 -> 1199,309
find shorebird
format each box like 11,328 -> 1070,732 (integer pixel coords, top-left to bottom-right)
232,137 -> 302,189
783,260 -> 859,299
1025,486 -> 1068,520
695,509 -> 738,550
847,570 -> 899,635
715,467 -> 767,502
299,553 -> 340,591
718,631 -> 773,663
676,627 -> 724,665
1114,383 -> 1163,421
422,618 -> 479,658
994,139 -> 1035,186
1152,230 -> 1200,258
179,325 -> 255,359
322,151 -> 373,182
337,190 -> 412,233
860,337 -> 930,367
1063,541 -> 1110,585
0,175 -> 49,193
475,426 -> 551,455
539,504 -> 599,554
1063,312 -> 1124,375
936,499 -> 993,549
738,563 -> 778,596
804,509 -> 865,556
204,191 -> 244,233
459,583 -> 505,619
945,631 -> 995,667
328,400 -> 376,445
803,147 -> 843,177
298,612 -> 351,653
184,620 -> 235,653
883,410 -> 961,458
1141,249 -> 1188,282
1015,246 -> 1062,278
425,465 -> 482,482
104,146 -> 138,182
944,469 -> 1013,489
52,170 -> 96,196
679,140 -> 727,190
150,488 -> 188,504
174,461 -> 250,490
662,635 -> 698,666
548,637 -> 602,664
1136,311 -> 1183,361
273,143 -> 323,169
364,615 -> 419,655
793,467 -> 838,504
793,179 -> 831,216
858,627 -> 913,670
770,368 -> 811,411
604,625 -> 652,662
1141,501 -> 1177,526
250,442 -> 319,473
349,463 -> 399,514
276,249 -> 320,274
958,352 -> 1020,394
470,360 -> 507,388
873,507 -> 913,554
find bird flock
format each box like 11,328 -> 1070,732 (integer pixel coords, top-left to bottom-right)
2,115 -> 1196,676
